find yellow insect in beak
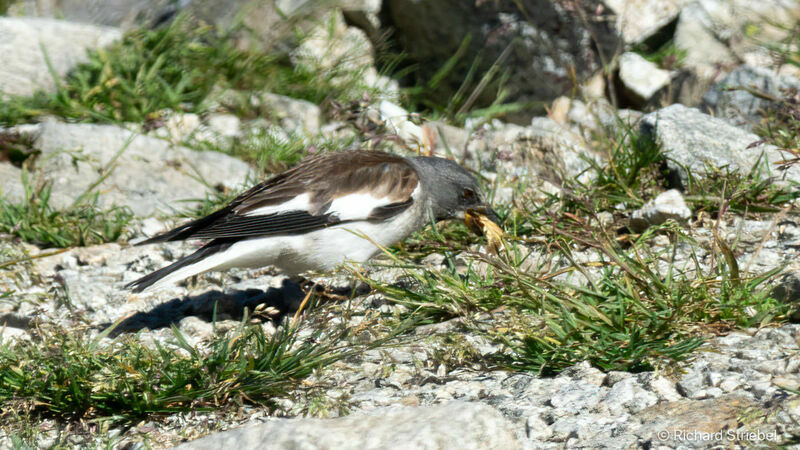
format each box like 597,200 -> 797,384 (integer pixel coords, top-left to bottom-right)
465,209 -> 504,254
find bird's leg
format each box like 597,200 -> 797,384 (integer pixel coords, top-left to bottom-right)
292,280 -> 318,323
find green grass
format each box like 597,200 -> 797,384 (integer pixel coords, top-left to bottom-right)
0,17 -> 378,127
0,317 -> 383,428
367,214 -> 786,375
747,24 -> 800,151
754,85 -> 800,157
0,172 -> 132,248
565,125 -> 800,220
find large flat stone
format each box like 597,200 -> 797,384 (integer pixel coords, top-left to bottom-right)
639,104 -> 800,186
10,120 -> 252,216
0,162 -> 24,203
0,17 -> 121,97
179,401 -> 521,450
604,0 -> 692,44
703,65 -> 800,130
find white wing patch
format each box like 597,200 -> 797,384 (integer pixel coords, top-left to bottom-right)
243,185 -> 421,221
243,193 -> 311,216
328,185 -> 421,221
328,192 -> 392,221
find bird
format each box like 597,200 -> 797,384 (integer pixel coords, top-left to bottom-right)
125,150 -> 498,293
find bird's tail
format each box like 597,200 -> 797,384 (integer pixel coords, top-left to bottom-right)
126,240 -> 235,293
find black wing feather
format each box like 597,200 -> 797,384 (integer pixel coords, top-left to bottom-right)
367,198 -> 414,221
190,211 -> 339,239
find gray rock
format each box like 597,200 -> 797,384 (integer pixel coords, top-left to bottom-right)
639,374 -> 683,402
148,113 -> 202,143
259,92 -> 321,133
382,0 -> 619,121
9,120 -> 251,216
703,65 -> 800,130
677,369 -> 709,399
425,121 -> 471,157
564,97 -> 620,132
7,0 -> 178,29
178,401 -> 521,450
11,0 -> 343,51
618,52 -> 672,104
187,1 -> 352,52
0,18 -> 121,98
292,10 -> 377,86
525,410 -> 554,441
674,0 -> 800,79
604,378 -> 658,414
520,117 -> 599,185
558,361 -> 607,386
639,104 -> 800,187
604,0 -> 692,44
0,162 -> 24,203
635,395 -> 763,448
549,382 -> 603,415
205,114 -> 242,138
629,189 -> 692,232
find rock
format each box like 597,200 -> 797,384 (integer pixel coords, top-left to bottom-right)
635,395 -> 763,447
562,97 -> 643,138
0,325 -> 29,344
185,1 -> 339,52
178,401 -> 521,449
0,18 -> 121,98
424,121 -> 471,157
703,65 -> 800,130
0,162 -> 24,203
205,114 -> 242,138
8,120 -> 251,217
258,93 -> 321,134
630,189 -> 692,232
292,10 -> 389,93
604,0 -> 693,44
381,0 -> 619,122
463,119 -> 600,186
639,104 -> 800,187
549,381 -> 604,415
378,100 -> 425,150
639,374 -> 683,402
9,0 -> 383,43
617,52 -> 671,105
525,413 -> 554,441
7,0 -> 177,29
151,113 -> 202,143
674,0 -> 800,79
526,118 -> 601,184
558,361 -> 607,386
604,378 -> 658,414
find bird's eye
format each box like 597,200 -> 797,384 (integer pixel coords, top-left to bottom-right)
462,189 -> 475,201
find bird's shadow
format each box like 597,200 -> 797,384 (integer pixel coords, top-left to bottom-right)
102,279 -> 371,337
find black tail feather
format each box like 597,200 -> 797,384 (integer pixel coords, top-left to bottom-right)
126,240 -> 232,292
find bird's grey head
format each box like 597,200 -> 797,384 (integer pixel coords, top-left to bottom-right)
410,156 -> 496,223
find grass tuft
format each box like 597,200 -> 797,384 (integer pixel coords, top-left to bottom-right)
0,17 -> 377,127
0,318 -> 373,425
0,172 -> 132,248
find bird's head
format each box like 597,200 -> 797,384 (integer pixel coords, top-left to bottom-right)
411,156 -> 500,235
